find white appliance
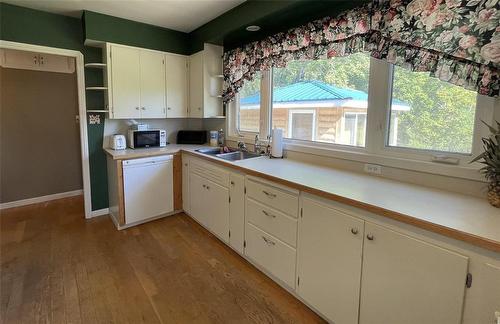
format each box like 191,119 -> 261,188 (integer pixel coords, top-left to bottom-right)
128,129 -> 167,149
122,155 -> 173,224
110,134 -> 126,150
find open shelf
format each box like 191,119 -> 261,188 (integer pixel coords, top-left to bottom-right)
84,63 -> 107,69
86,109 -> 109,113
85,86 -> 107,90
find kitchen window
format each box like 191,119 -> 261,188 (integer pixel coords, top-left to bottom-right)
387,66 -> 477,154
270,53 -> 371,147
236,72 -> 262,134
229,55 -> 496,179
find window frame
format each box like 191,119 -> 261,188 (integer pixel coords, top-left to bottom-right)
227,56 -> 498,181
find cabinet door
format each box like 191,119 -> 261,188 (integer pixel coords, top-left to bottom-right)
166,54 -> 188,118
188,52 -> 203,118
206,179 -> 229,243
139,50 -> 166,118
359,222 -> 469,324
229,173 -> 245,254
110,46 -> 141,119
297,197 -> 364,324
182,155 -> 190,214
189,173 -> 208,227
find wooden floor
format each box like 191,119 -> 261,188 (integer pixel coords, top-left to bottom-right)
1,196 -> 324,324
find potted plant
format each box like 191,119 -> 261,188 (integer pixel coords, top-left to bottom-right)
471,121 -> 500,208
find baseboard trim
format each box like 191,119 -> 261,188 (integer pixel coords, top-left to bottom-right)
0,190 -> 83,210
90,208 -> 109,218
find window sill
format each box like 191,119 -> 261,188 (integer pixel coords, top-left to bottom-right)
283,141 -> 483,181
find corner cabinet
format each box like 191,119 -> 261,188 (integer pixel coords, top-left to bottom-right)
108,44 -> 166,119
188,44 -> 224,118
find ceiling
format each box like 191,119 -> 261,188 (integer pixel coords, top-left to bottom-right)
0,0 -> 246,33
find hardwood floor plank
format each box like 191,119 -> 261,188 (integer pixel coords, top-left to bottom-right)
1,196 -> 325,324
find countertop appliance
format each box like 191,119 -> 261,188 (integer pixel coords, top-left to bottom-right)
122,155 -> 173,224
128,129 -> 167,149
110,134 -> 126,150
176,130 -> 207,144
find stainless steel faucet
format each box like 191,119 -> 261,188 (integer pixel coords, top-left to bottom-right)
254,135 -> 261,154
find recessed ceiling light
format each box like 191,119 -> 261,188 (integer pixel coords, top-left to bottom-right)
246,25 -> 261,32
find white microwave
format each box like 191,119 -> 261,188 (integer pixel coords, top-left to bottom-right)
128,129 -> 167,148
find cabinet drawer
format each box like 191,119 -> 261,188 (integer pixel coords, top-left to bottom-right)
246,179 -> 298,217
190,157 -> 229,187
245,223 -> 297,289
246,198 -> 298,247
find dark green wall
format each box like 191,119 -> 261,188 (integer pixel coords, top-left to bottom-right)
83,11 -> 190,55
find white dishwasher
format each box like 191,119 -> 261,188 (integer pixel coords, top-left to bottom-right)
122,155 -> 173,225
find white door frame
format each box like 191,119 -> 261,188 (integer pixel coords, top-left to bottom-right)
0,40 -> 93,218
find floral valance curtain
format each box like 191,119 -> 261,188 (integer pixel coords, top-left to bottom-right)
222,0 -> 499,102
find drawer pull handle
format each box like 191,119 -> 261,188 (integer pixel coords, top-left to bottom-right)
351,228 -> 359,235
366,234 -> 374,241
230,181 -> 235,185
262,190 -> 276,198
202,185 -> 206,188
206,186 -> 210,190
262,236 -> 276,246
262,210 -> 276,218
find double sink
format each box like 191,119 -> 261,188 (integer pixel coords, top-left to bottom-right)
196,148 -> 261,161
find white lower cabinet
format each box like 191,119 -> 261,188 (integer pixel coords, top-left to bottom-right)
359,222 -> 469,324
245,223 -> 297,288
229,173 -> 245,254
189,172 -> 209,227
183,159 -> 485,324
187,157 -> 230,242
297,196 -> 364,324
206,179 -> 229,243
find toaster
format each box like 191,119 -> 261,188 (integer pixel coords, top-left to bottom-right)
110,134 -> 126,150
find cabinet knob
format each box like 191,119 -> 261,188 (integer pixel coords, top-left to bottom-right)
135,107 -> 140,110
167,107 -> 172,110
206,186 -> 210,190
351,228 -> 359,235
202,184 -> 206,188
366,234 -> 374,241
141,107 -> 146,110
197,107 -> 201,111
230,181 -> 235,185
184,163 -> 188,166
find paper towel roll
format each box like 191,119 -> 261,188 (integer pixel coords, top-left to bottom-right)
271,128 -> 283,158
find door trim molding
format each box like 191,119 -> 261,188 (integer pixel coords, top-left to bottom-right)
0,190 -> 83,210
0,40 -> 93,218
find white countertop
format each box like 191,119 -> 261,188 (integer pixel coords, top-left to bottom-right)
104,145 -> 500,252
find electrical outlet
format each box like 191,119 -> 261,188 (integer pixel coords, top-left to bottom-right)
364,163 -> 382,175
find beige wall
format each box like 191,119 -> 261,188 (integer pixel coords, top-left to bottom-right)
0,67 -> 82,203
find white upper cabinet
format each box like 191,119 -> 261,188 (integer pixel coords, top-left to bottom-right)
188,43 -> 224,118
165,54 -> 188,118
108,43 -> 193,119
297,196 -> 364,324
139,50 -> 166,118
110,45 -> 142,119
359,222 -> 469,324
